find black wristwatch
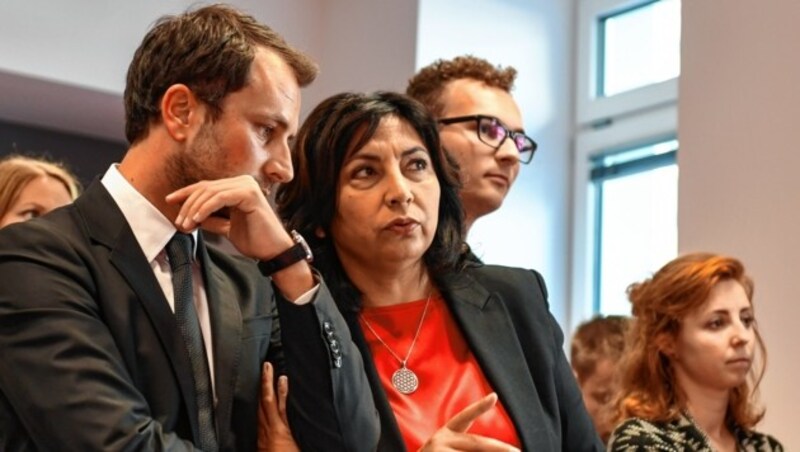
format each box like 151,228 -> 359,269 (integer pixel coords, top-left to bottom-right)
257,230 -> 313,276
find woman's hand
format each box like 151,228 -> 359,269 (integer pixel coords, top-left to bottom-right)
258,362 -> 300,452
419,393 -> 520,452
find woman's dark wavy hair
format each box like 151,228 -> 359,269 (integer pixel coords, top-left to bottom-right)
276,91 -> 465,311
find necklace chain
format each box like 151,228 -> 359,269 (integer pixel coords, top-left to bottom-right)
360,292 -> 432,367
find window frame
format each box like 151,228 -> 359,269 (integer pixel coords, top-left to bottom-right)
569,104 -> 677,333
571,0 -> 681,333
575,0 -> 679,127
591,140 -> 677,313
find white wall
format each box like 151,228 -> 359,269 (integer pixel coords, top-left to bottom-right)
0,0 -> 569,322
0,0 -> 420,142
417,0 -> 574,325
679,1 -> 800,448
305,1 -> 418,102
0,0 -> 575,341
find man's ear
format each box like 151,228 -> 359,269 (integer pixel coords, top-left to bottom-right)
160,84 -> 203,142
315,226 -> 326,238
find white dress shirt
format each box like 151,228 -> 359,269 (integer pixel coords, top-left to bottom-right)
101,165 -> 218,394
101,165 -> 320,398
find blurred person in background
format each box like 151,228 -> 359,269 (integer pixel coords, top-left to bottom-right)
570,314 -> 630,442
0,154 -> 80,228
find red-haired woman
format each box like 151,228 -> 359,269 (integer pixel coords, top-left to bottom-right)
607,253 -> 783,451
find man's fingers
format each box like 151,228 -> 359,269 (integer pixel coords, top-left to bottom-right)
176,188 -> 236,230
198,216 -> 230,237
164,183 -> 196,204
166,176 -> 269,229
445,393 -> 498,433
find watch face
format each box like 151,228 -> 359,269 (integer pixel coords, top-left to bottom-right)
290,230 -> 313,262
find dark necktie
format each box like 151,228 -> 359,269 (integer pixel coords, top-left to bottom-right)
166,233 -> 218,451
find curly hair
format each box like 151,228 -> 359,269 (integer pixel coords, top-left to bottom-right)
124,4 -> 318,144
610,252 -> 766,431
276,91 -> 465,311
406,55 -> 517,117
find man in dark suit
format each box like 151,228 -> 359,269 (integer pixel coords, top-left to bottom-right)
0,5 -> 377,451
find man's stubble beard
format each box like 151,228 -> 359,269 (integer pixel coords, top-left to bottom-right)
165,122 -> 227,191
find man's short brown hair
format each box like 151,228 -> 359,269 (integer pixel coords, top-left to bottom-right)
406,55 -> 517,117
124,4 -> 319,144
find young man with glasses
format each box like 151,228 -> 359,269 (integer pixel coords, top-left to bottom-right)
407,55 -> 536,235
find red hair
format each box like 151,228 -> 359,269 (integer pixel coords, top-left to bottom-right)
609,252 -> 766,430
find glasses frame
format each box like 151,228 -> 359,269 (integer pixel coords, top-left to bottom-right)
438,114 -> 537,164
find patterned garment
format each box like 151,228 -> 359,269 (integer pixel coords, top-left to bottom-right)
608,416 -> 784,452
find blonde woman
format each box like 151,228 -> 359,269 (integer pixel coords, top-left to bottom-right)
0,155 -> 80,227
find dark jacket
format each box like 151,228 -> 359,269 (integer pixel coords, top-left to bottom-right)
344,263 -> 604,451
0,181 -> 378,451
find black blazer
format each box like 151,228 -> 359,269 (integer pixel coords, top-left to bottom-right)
344,264 -> 604,452
0,182 -> 378,451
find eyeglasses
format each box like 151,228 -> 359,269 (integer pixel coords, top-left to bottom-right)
438,114 -> 537,164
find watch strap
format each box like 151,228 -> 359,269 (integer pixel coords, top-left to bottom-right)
257,230 -> 313,276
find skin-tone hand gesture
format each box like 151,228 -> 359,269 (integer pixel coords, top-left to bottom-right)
419,393 -> 521,452
258,362 -> 300,452
165,176 -> 314,300
165,175 -> 289,258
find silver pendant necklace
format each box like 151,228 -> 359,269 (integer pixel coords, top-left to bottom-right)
360,293 -> 432,395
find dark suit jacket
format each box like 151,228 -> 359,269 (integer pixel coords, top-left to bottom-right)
0,182 -> 378,451
344,264 -> 604,452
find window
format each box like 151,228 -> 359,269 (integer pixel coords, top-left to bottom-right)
571,0 -> 681,328
576,0 -> 681,125
591,139 -> 678,314
598,0 -> 681,97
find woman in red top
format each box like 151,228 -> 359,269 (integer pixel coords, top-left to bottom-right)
275,92 -> 602,451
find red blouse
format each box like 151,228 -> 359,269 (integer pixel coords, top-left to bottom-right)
359,295 -> 521,450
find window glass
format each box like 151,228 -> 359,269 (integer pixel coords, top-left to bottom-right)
592,140 -> 678,314
599,0 -> 681,97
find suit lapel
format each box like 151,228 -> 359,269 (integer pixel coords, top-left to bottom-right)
441,272 -> 548,450
347,269 -> 551,451
198,237 -> 242,447
75,181 -> 201,441
343,310 -> 407,452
